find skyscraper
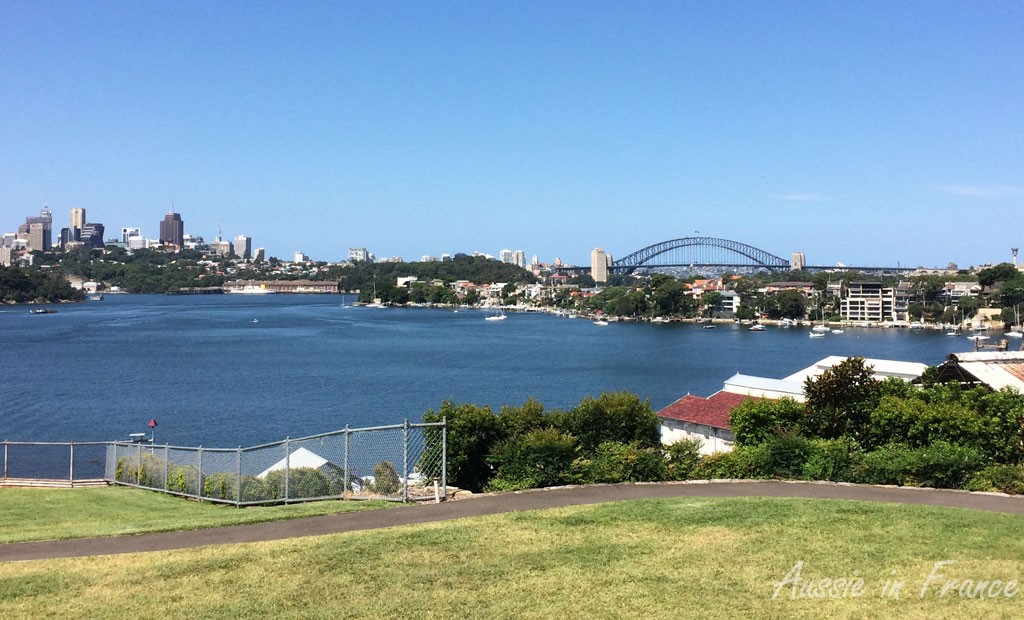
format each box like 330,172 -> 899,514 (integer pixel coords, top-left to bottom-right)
234,235 -> 252,259
71,207 -> 86,231
591,248 -> 611,283
159,212 -> 184,248
24,208 -> 53,252
81,223 -> 105,248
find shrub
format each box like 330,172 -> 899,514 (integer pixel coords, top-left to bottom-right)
581,441 -> 667,484
855,444 -> 914,486
422,401 -> 501,492
855,442 -> 983,489
966,464 -> 1024,495
803,357 -> 882,440
664,438 -> 703,481
487,427 -> 578,491
373,462 -> 401,496
561,392 -> 660,452
801,438 -> 864,483
692,446 -> 771,480
203,472 -> 239,501
760,432 -> 813,479
729,398 -> 804,447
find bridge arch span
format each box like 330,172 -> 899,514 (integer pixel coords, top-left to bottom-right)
613,237 -> 789,274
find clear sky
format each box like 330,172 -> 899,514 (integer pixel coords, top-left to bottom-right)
1,1 -> 1021,268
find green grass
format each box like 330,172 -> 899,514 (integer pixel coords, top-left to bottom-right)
0,487 -> 393,543
2,496 -> 1023,619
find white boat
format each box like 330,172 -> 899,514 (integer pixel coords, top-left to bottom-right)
88,293 -> 104,301
780,318 -> 794,327
593,320 -> 609,326
748,324 -> 766,331
485,307 -> 506,321
967,334 -> 989,341
812,324 -> 830,333
702,324 -> 717,330
908,321 -> 924,329
228,285 -> 276,294
809,331 -> 826,338
831,329 -> 844,334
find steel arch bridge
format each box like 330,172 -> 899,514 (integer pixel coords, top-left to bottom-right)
612,237 -> 789,274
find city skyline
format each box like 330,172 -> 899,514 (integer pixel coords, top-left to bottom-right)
1,3 -> 1021,267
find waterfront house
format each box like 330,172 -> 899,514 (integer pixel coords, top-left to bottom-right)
925,352 -> 1024,391
658,356 -> 929,454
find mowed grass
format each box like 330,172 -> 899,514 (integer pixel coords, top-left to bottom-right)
3,496 -> 1024,619
0,487 -> 393,543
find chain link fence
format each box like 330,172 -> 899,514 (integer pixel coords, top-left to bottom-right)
1,441 -> 108,486
104,420 -> 446,506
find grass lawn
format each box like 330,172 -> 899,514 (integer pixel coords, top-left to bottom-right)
0,486 -> 394,543
2,496 -> 1023,619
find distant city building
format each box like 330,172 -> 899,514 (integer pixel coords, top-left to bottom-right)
0,245 -> 13,266
121,227 -> 141,243
513,250 -> 526,268
591,248 -> 611,283
254,247 -> 266,261
159,211 -> 184,248
211,239 -> 233,256
23,208 -> 52,252
234,235 -> 252,259
294,251 -> 309,263
500,249 -> 513,264
81,223 -> 105,248
183,234 -> 206,251
349,247 -> 370,263
71,207 -> 86,230
790,252 -> 806,271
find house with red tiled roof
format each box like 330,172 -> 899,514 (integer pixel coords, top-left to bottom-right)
658,391 -> 747,455
658,356 -> 929,455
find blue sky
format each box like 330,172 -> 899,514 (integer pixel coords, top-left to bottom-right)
1,1 -> 1021,268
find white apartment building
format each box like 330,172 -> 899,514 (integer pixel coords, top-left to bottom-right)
840,282 -> 912,323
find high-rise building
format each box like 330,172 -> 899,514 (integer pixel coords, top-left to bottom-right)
591,248 -> 611,283
211,239 -> 233,256
23,208 -> 53,252
159,211 -> 184,248
71,207 -> 86,230
294,251 -> 309,263
254,247 -> 266,261
499,249 -> 513,264
121,227 -> 141,243
234,235 -> 252,259
513,250 -> 526,269
81,223 -> 105,248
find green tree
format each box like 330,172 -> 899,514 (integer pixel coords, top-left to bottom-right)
561,392 -> 660,452
729,398 -> 805,446
422,401 -> 501,492
802,357 -> 882,440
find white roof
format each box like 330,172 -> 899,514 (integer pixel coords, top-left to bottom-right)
783,356 -> 928,383
258,447 -> 330,478
723,373 -> 805,402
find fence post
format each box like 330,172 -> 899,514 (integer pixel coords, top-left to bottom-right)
69,442 -> 75,483
236,447 -> 243,507
403,419 -> 410,502
137,442 -> 142,485
3,441 -> 7,480
343,425 -> 350,497
198,447 -> 204,500
284,437 -> 291,502
442,417 -> 447,500
163,444 -> 169,491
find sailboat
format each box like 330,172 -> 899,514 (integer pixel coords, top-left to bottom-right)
1008,305 -> 1023,338
485,306 -> 506,321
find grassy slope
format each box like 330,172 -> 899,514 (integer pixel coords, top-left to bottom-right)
2,496 -> 1023,619
0,487 -> 393,543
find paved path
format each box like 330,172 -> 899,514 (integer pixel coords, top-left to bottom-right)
3,480 -> 1024,562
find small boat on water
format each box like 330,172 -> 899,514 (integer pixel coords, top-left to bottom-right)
748,324 -> 766,331
485,307 -> 507,321
702,324 -> 717,330
831,329 -> 844,334
88,293 -> 104,301
809,331 -> 826,339
29,307 -> 58,314
593,320 -> 609,327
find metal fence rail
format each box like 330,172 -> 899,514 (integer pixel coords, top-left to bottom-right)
104,419 -> 447,506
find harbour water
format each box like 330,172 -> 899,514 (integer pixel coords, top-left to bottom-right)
1,294 -> 980,447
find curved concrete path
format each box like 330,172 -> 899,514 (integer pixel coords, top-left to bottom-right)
3,480 -> 1024,562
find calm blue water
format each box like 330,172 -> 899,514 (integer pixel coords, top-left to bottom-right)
1,295 -> 972,447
